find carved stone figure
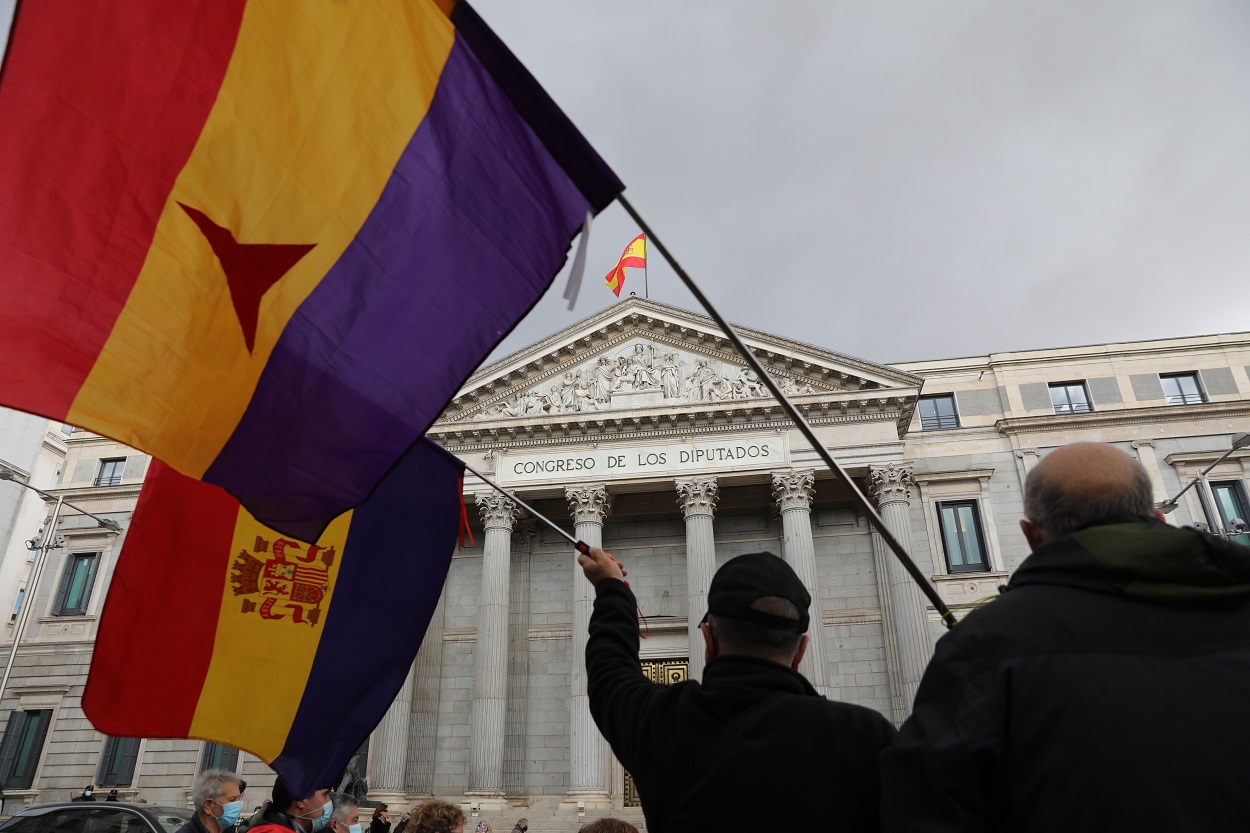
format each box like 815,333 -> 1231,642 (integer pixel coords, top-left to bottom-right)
779,377 -> 815,395
627,343 -> 660,389
687,360 -> 732,402
659,352 -> 682,398
733,366 -> 766,399
589,357 -> 615,402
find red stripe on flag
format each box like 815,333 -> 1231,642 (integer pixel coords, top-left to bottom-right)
83,463 -> 242,737
0,1 -> 246,418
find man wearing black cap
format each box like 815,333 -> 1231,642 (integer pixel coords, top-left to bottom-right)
579,547 -> 896,832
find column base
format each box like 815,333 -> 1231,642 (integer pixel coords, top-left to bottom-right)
559,790 -> 612,811
463,793 -> 512,817
367,790 -> 410,811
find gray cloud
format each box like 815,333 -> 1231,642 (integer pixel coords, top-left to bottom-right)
477,0 -> 1250,364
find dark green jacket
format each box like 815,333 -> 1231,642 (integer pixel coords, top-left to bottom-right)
881,519 -> 1250,832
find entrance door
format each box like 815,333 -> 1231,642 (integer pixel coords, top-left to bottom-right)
623,659 -> 689,807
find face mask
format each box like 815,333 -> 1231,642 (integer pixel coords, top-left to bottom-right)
348,826 -> 363,833
85,791 -> 93,797
216,800 -> 243,827
307,800 -> 333,833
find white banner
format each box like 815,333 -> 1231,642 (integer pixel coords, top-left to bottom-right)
497,433 -> 789,485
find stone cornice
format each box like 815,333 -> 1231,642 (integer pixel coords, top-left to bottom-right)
911,469 -> 995,484
1164,449 -> 1250,468
432,392 -> 917,450
995,399 -> 1250,436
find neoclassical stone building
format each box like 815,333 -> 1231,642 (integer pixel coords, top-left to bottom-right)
0,297 -> 1247,828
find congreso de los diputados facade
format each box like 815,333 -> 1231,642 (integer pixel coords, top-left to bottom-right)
0,296 -> 1247,826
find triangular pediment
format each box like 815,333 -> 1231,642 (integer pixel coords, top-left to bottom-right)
436,298 -> 922,427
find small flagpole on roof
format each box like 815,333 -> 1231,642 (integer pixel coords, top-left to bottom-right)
614,194 -> 958,629
643,233 -> 649,299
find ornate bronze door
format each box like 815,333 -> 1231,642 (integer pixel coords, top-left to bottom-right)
623,659 -> 689,807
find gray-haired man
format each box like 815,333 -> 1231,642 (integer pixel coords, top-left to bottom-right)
882,442 -> 1250,831
176,769 -> 243,833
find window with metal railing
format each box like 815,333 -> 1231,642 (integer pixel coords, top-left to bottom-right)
1048,381 -> 1093,415
95,457 -> 125,487
918,394 -> 960,430
1160,373 -> 1205,406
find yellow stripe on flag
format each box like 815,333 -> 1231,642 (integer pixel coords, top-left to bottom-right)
189,507 -> 354,760
68,0 -> 456,476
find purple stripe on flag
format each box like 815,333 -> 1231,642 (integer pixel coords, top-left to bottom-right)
205,38 -> 589,542
270,439 -> 462,796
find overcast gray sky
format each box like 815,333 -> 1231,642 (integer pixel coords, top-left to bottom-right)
476,0 -> 1250,364
4,1 -> 1248,365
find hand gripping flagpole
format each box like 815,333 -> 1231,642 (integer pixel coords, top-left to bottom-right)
615,194 -> 958,629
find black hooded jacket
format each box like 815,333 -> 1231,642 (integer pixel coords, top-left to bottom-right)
588,577 -> 896,833
881,519 -> 1250,832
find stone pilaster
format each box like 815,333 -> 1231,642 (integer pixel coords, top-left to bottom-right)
868,463 -> 930,722
565,484 -> 612,804
676,477 -> 719,681
771,470 -> 832,698
468,494 -> 519,798
406,587 -> 447,794
1131,440 -> 1170,507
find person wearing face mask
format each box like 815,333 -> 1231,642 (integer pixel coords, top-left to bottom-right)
72,785 -> 96,802
244,776 -> 334,833
325,794 -> 361,833
175,770 -> 244,833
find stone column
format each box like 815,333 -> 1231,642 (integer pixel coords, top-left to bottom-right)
467,494 -> 519,800
676,477 -> 719,681
868,463 -> 931,722
771,470 -> 832,698
370,661 -> 415,806
565,484 -> 612,804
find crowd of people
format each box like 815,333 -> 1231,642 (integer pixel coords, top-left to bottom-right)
175,772 -> 637,833
166,441 -> 1248,832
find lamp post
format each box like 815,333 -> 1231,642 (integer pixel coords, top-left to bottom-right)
0,471 -> 123,708
1157,432 -> 1250,535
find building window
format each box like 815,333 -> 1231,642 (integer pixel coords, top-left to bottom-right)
95,458 -> 125,487
937,501 -> 989,573
918,395 -> 960,430
1210,481 -> 1250,540
54,553 -> 101,616
198,742 -> 240,773
1160,373 -> 1205,406
98,736 -> 141,787
0,709 -> 52,789
1048,382 -> 1092,414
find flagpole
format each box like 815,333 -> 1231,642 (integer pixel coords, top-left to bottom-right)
450,453 -> 590,555
643,234 -> 649,299
614,194 -> 957,629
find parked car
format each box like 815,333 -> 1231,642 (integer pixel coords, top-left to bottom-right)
0,802 -> 191,833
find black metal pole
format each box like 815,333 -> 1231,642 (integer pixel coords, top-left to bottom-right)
616,194 -> 956,628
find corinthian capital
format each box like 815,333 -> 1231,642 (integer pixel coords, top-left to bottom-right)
476,493 -> 520,531
772,470 -> 815,513
675,477 -> 719,518
868,463 -> 914,506
566,484 -> 612,525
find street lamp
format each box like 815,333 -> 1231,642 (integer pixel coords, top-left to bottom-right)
1157,432 -> 1250,532
0,470 -> 125,707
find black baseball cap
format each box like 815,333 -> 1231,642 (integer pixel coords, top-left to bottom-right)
705,552 -> 810,633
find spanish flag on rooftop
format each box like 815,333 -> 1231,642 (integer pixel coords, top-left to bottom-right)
0,0 -> 623,541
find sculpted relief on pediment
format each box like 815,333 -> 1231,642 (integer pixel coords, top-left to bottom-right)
464,339 -> 820,421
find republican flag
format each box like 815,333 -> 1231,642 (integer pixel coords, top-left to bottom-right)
82,439 -> 464,797
605,234 -> 647,297
0,0 -> 623,542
